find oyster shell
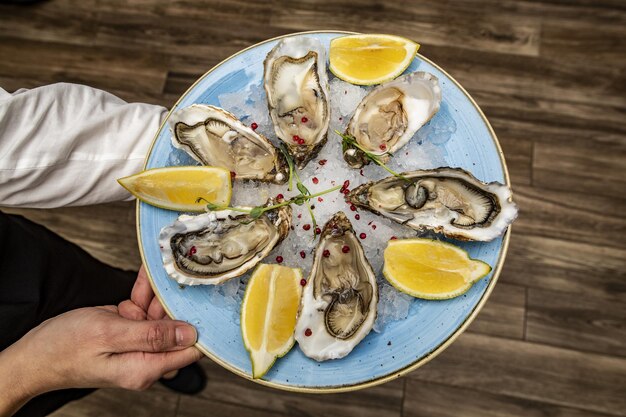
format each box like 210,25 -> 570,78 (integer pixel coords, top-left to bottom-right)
264,36 -> 330,169
159,200 -> 291,285
169,104 -> 287,184
348,168 -> 518,241
343,72 -> 441,168
295,212 -> 377,361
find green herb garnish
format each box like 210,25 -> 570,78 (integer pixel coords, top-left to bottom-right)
278,144 -> 320,237
199,186 -> 341,226
336,130 -> 407,180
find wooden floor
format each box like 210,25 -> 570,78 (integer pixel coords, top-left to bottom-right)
2,0 -> 626,416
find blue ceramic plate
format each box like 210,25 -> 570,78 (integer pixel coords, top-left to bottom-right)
138,31 -> 511,393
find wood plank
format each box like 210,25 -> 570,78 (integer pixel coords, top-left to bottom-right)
422,45 -> 626,108
533,141 -> 626,198
501,233 -> 626,302
403,380 -> 616,417
49,385 -> 178,417
512,185 -> 626,250
466,283 -> 526,340
0,38 -> 168,96
526,288 -> 626,357
0,0 -> 99,47
452,93 -> 626,192
164,72 -> 200,98
541,18 -> 625,66
492,132 -> 532,186
520,0 -> 626,12
452,0 -> 626,25
3,202 -> 140,272
269,0 -> 541,57
177,396 -> 280,417
408,332 -> 626,416
196,358 -> 403,417
473,91 -> 626,149
90,1 -> 289,75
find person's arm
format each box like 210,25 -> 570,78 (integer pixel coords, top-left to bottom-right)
0,305 -> 200,416
0,83 -> 167,208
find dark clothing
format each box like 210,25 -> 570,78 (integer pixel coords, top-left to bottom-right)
0,211 -> 135,416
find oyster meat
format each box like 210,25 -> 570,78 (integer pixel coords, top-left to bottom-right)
343,72 -> 441,168
169,104 -> 287,184
295,212 -> 377,361
159,200 -> 291,285
264,36 -> 330,169
348,168 -> 518,241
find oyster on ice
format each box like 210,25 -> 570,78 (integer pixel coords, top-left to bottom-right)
295,212 -> 378,361
169,104 -> 287,184
343,72 -> 441,168
348,168 -> 518,241
264,36 -> 330,169
159,200 -> 291,285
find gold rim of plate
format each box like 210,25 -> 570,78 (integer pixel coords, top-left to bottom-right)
136,30 -> 513,394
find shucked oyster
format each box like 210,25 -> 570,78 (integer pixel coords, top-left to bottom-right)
295,212 -> 377,361
343,72 -> 441,168
264,36 -> 330,169
348,168 -> 518,241
169,104 -> 287,184
159,200 -> 291,285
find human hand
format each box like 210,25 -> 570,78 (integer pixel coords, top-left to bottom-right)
0,268 -> 202,416
117,266 -> 189,379
118,266 -> 168,321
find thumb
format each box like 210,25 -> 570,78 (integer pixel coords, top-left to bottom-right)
110,318 -> 198,353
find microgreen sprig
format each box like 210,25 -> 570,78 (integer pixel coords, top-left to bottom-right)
336,130 -> 407,180
278,144 -> 320,237
197,186 -> 341,225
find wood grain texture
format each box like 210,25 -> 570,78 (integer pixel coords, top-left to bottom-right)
534,141 -> 626,198
403,380 -> 616,417
0,0 -> 99,46
526,288 -> 626,357
474,91 -> 626,149
409,333 -> 626,416
512,185 -> 626,250
270,0 -> 541,57
1,0 -> 625,416
177,394 -> 280,417
48,385 -> 179,417
195,358 -> 403,417
501,233 -> 626,302
466,283 -> 526,340
0,38 -> 168,96
422,45 -> 626,108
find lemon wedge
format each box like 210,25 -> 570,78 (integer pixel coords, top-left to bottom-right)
117,166 -> 232,212
383,238 -> 491,300
329,34 -> 419,85
241,264 -> 303,379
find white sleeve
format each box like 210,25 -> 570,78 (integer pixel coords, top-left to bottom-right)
0,83 -> 168,208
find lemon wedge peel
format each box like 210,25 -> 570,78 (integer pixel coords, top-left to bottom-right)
241,264 -> 303,379
117,166 -> 232,212
382,238 -> 492,300
329,34 -> 420,86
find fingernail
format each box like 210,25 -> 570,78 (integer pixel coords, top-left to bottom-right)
175,324 -> 197,346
